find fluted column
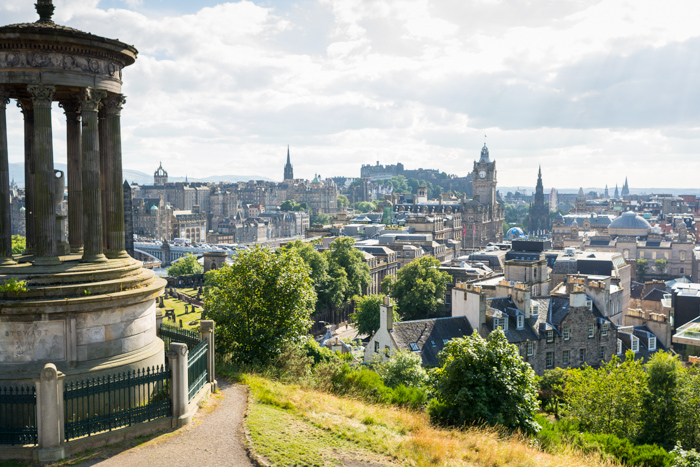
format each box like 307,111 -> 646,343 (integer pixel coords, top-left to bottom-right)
59,99 -> 83,253
98,106 -> 108,250
79,88 -> 107,263
0,87 -> 14,265
102,94 -> 128,258
17,99 -> 35,255
27,85 -> 60,266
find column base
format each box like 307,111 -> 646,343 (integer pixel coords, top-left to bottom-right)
81,253 -> 108,263
70,246 -> 84,254
0,256 -> 17,266
105,249 -> 130,259
34,446 -> 67,463
33,256 -> 62,266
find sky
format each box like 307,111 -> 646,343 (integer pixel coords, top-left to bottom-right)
2,0 -> 700,189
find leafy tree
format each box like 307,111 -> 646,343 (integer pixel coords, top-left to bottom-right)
312,213 -> 330,225
388,175 -> 410,193
11,235 -> 25,255
639,352 -> 684,449
353,201 -> 376,213
336,194 -> 349,209
386,256 -> 450,320
327,237 -> 370,300
429,329 -> 540,434
677,371 -> 700,450
321,262 -> 350,310
654,258 -> 668,274
203,246 -> 315,364
298,201 -> 310,211
637,259 -> 649,282
375,350 -> 427,389
167,253 -> 203,276
563,352 -> 647,440
351,294 -> 399,337
280,198 -> 300,211
538,368 -> 568,419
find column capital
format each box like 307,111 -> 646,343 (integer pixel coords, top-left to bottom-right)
79,88 -> 106,113
17,98 -> 33,114
27,85 -> 56,108
102,93 -> 126,116
58,99 -> 81,119
0,86 -> 11,109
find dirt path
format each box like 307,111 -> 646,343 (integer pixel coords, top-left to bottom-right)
63,380 -> 253,467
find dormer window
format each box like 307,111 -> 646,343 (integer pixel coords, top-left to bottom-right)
617,339 -> 622,355
532,303 -> 539,315
517,314 -> 524,329
649,336 -> 657,351
494,317 -> 508,331
631,337 -> 639,353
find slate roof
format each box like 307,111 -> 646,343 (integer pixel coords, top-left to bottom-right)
485,297 -> 540,343
391,316 -> 473,367
642,288 -> 667,302
630,281 -> 645,299
618,325 -> 665,362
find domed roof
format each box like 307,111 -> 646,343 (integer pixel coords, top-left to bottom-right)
150,205 -> 158,211
555,212 -> 564,223
608,211 -> 651,236
506,226 -> 524,240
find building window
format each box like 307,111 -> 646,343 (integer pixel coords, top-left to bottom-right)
563,325 -> 570,341
681,251 -> 686,262
532,302 -> 539,315
546,330 -> 554,343
546,351 -> 554,369
601,323 -> 608,337
375,341 -> 379,352
588,323 -> 595,338
680,267 -> 685,275
631,337 -> 639,353
617,339 -> 622,355
563,350 -> 570,366
639,251 -> 644,259
579,348 -> 586,364
494,317 -> 508,331
649,336 -> 657,351
599,346 -> 605,361
517,314 -> 524,329
409,342 -> 419,352
526,342 -> 534,357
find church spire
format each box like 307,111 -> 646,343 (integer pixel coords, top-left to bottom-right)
284,145 -> 294,181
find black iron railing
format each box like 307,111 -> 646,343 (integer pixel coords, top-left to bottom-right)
160,322 -> 200,351
64,365 -> 171,441
187,340 -> 208,402
0,385 -> 37,445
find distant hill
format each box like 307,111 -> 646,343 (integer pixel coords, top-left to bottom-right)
9,163 -> 273,187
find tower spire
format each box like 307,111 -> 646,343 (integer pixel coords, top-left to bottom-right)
284,145 -> 294,181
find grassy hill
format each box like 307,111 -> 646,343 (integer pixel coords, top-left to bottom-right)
240,373 -> 619,467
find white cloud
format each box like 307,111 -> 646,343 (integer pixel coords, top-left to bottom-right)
2,0 -> 700,189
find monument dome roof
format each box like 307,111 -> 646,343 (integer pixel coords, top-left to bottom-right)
608,211 -> 651,235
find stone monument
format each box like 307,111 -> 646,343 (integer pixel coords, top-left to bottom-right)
0,1 -> 167,385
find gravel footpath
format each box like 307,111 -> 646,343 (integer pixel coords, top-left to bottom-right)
70,380 -> 253,467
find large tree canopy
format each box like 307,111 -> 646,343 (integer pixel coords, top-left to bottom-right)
429,330 -> 540,435
351,294 -> 400,337
167,253 -> 203,276
383,256 -> 450,320
327,237 -> 371,301
203,246 -> 315,364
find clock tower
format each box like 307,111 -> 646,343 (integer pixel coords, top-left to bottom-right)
472,143 -> 497,206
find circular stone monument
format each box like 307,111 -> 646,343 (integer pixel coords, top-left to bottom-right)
0,1 -> 166,385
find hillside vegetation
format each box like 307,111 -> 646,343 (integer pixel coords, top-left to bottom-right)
241,373 -> 619,467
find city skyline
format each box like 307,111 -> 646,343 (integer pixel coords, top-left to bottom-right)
1,0 -> 699,188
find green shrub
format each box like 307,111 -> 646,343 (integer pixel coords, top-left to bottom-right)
671,442 -> 700,467
0,278 -> 29,294
301,337 -> 338,365
375,350 -> 428,389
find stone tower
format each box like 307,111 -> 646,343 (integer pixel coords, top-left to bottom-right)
284,145 -> 294,181
528,166 -> 549,233
576,187 -> 586,212
621,177 -> 629,197
154,162 -> 168,185
472,143 -> 497,206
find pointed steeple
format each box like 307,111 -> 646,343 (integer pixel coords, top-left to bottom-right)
284,145 -> 294,181
287,145 -> 291,164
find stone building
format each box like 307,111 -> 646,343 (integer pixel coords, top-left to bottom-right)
355,245 -> 399,295
462,144 -> 505,248
132,197 -> 172,240
172,207 -> 207,243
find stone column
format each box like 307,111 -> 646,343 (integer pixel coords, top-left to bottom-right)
167,342 -> 189,422
27,84 -> 60,266
59,99 -> 83,253
79,88 -> 107,263
102,94 -> 128,258
98,106 -> 108,250
0,87 -> 15,264
34,363 -> 66,462
17,99 -> 35,255
199,320 -> 217,392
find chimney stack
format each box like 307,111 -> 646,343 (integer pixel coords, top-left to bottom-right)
380,296 -> 393,331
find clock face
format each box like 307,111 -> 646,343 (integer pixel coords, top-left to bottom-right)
479,170 -> 486,179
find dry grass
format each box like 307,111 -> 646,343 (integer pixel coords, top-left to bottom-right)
243,374 -> 620,467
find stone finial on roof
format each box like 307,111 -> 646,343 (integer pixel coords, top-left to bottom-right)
36,0 -> 55,24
